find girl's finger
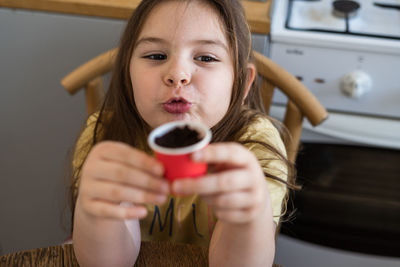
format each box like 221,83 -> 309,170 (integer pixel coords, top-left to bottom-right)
85,199 -> 148,220
86,160 -> 169,194
213,207 -> 259,224
85,180 -> 168,205
173,169 -> 254,195
192,143 -> 256,167
91,141 -> 164,176
202,190 -> 263,210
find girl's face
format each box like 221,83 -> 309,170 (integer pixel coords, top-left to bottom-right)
130,1 -> 234,129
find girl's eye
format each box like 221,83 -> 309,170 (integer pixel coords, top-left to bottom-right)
195,55 -> 218,62
144,54 -> 167,60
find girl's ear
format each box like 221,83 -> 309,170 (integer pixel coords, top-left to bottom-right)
243,63 -> 256,101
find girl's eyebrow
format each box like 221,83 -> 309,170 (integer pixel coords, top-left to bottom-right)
192,39 -> 229,53
135,36 -> 228,52
135,37 -> 167,48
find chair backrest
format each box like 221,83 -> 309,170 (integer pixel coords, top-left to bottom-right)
61,48 -> 328,163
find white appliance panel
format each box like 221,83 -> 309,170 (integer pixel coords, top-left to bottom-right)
270,43 -> 400,119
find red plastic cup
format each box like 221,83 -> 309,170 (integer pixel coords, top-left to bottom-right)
148,121 -> 212,182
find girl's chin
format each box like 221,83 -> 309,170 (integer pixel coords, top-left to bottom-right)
171,112 -> 196,121
153,113 -> 193,127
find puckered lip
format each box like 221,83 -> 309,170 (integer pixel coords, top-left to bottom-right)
163,97 -> 191,104
162,97 -> 192,114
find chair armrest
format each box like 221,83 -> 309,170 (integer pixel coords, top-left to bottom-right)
253,51 -> 328,126
61,48 -> 118,95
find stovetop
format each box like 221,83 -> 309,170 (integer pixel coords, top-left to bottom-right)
286,0 -> 400,40
269,0 -> 400,149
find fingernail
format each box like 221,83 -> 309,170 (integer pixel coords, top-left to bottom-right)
172,182 -> 182,193
127,208 -> 146,218
192,151 -> 202,161
136,208 -> 147,218
157,195 -> 167,204
154,164 -> 164,176
161,182 -> 170,193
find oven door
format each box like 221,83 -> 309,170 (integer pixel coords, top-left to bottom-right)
271,105 -> 400,257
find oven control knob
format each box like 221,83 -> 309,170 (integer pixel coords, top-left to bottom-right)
340,71 -> 372,98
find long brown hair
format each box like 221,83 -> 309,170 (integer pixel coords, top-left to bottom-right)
96,0 -> 257,145
70,0 -> 297,227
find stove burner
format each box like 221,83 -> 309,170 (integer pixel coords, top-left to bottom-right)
332,0 -> 360,18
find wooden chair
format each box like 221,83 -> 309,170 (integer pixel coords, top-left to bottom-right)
61,48 -> 328,163
61,48 -> 327,267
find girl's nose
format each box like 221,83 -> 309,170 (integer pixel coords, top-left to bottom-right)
163,61 -> 191,87
165,75 -> 190,87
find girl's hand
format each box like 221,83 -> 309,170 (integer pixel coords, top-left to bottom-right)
171,143 -> 270,224
77,141 -> 170,220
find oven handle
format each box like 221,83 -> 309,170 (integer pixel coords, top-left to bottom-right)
373,3 -> 400,10
270,105 -> 400,150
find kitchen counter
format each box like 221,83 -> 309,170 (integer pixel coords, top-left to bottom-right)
0,0 -> 271,34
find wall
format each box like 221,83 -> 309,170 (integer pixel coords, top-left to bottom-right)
0,8 -> 124,255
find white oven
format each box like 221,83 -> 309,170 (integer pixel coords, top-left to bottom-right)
269,0 -> 400,149
267,1 -> 400,265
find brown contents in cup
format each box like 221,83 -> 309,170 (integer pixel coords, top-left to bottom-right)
155,126 -> 202,148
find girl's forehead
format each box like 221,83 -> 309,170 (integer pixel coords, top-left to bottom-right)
137,1 -> 228,46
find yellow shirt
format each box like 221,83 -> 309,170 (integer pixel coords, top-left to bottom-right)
72,115 -> 288,247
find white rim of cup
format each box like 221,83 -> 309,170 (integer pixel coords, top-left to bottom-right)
148,121 -> 212,155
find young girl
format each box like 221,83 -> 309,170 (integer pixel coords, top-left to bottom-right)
71,0 -> 295,266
